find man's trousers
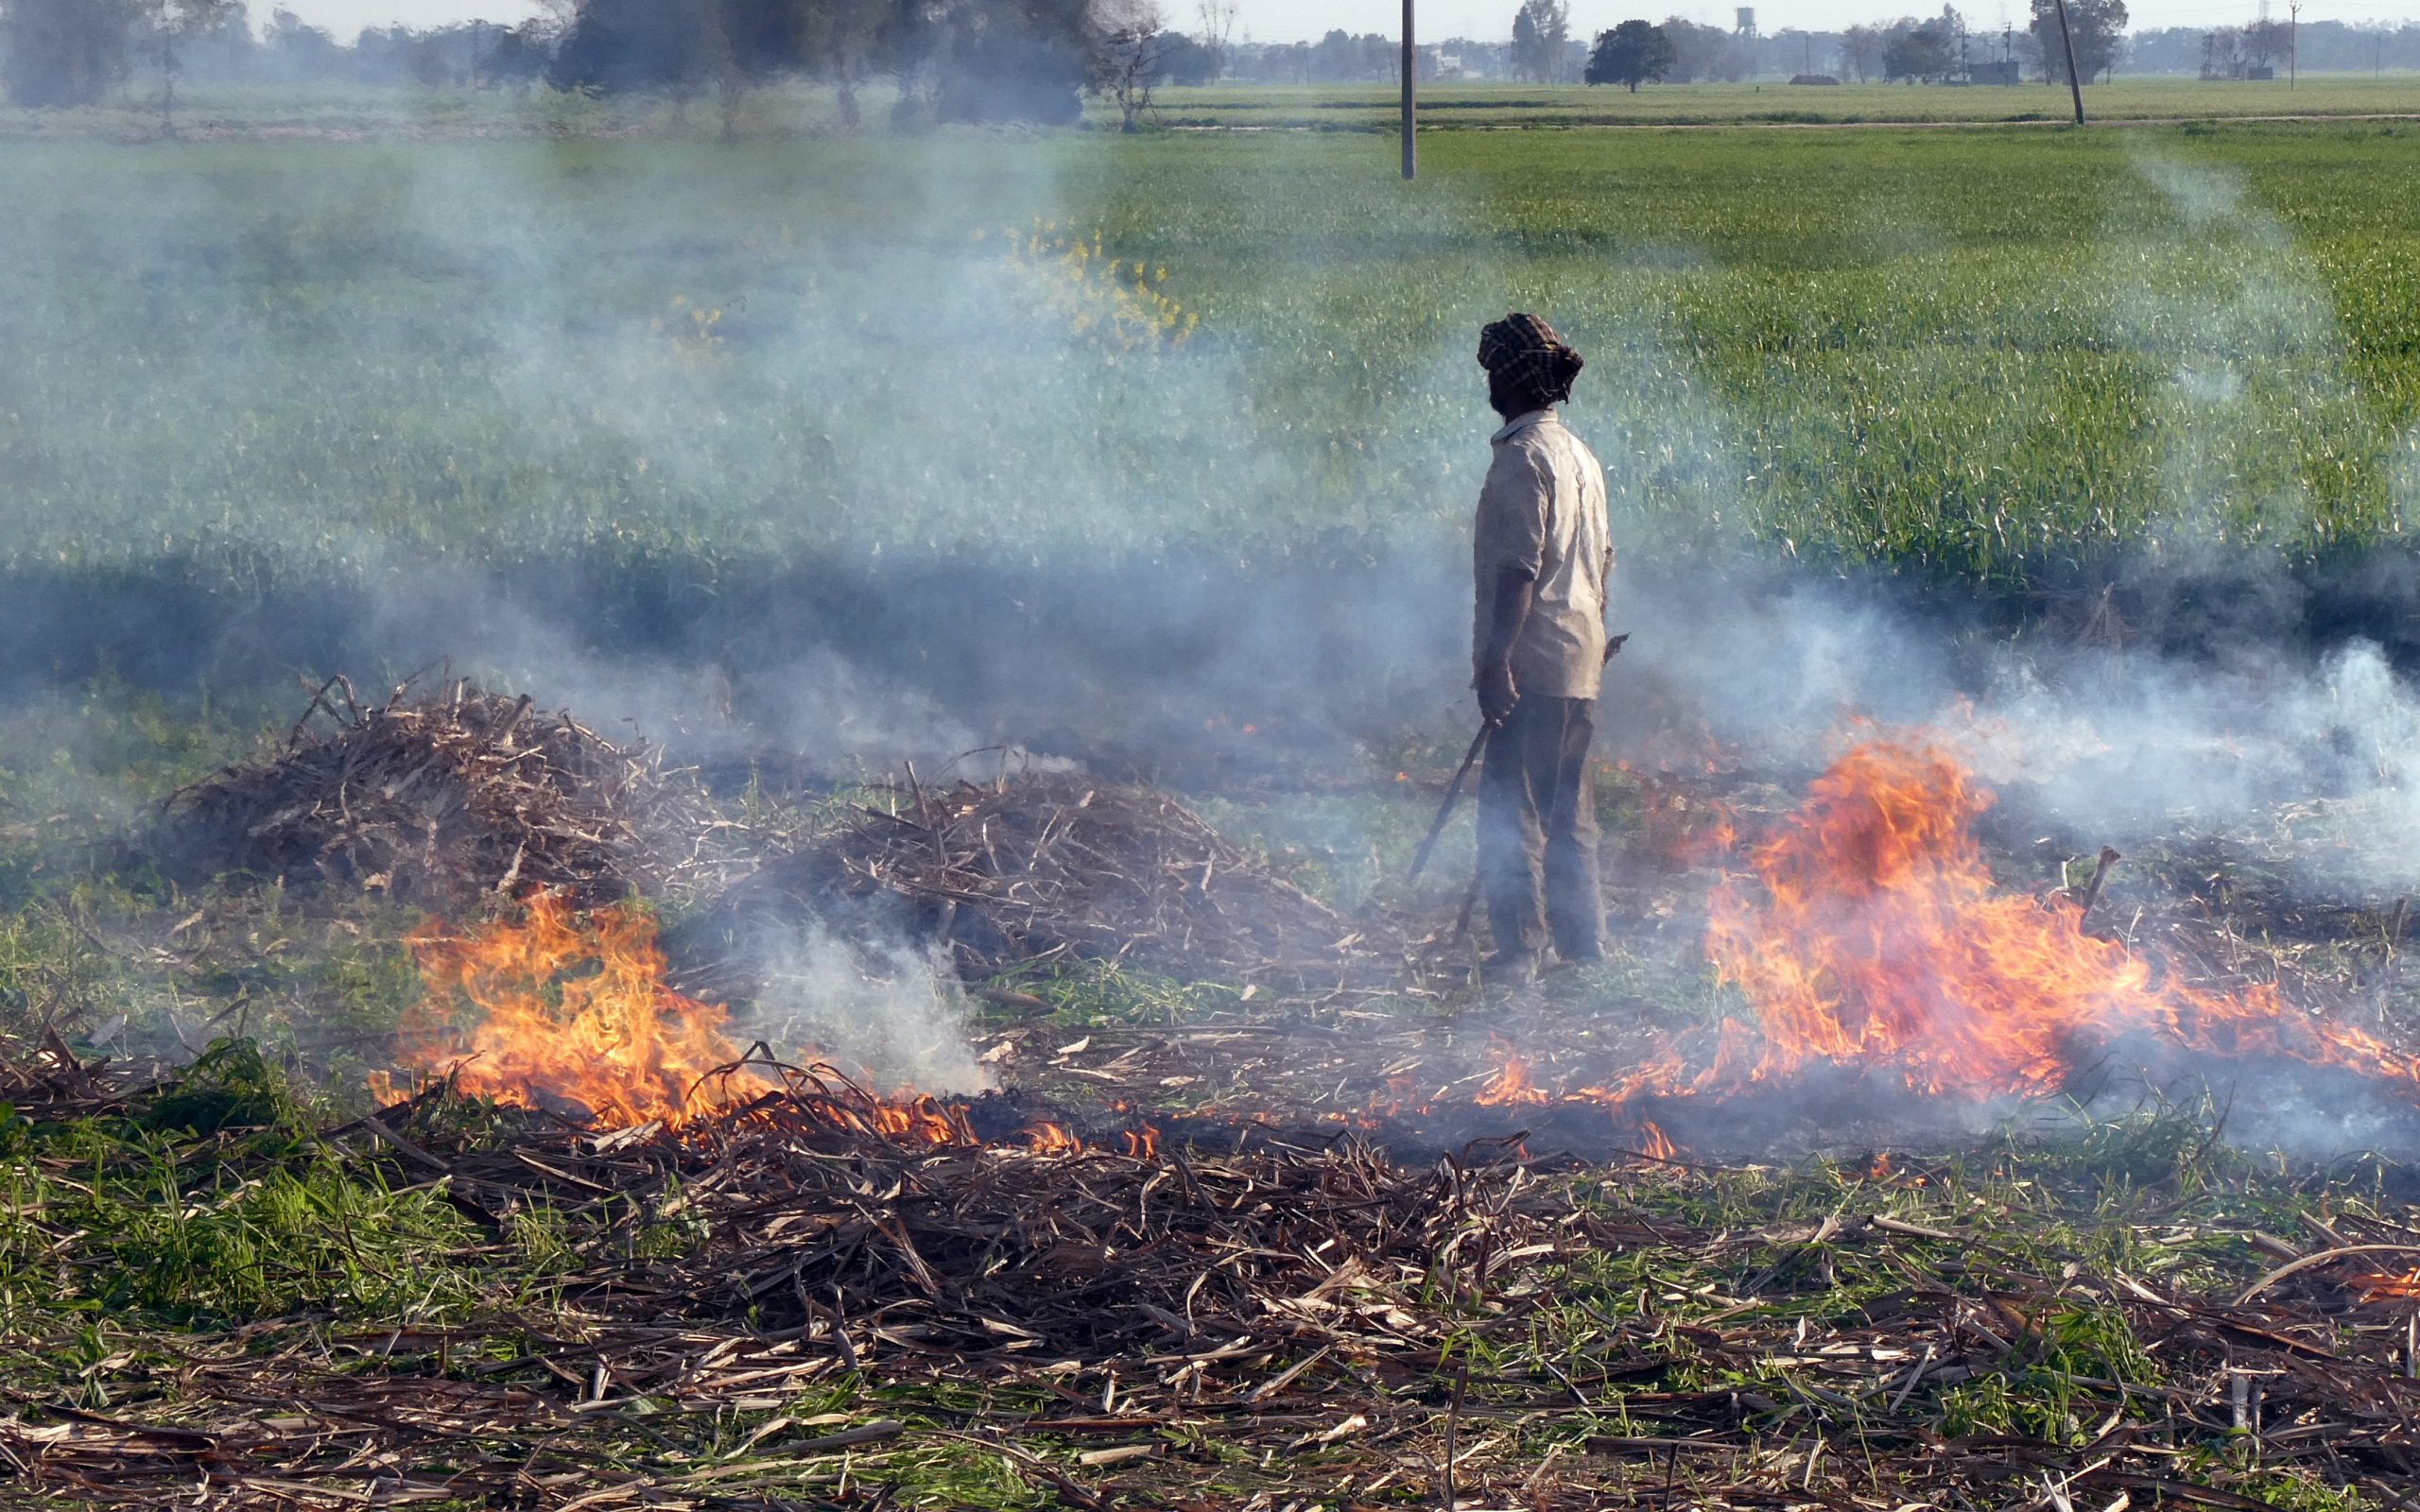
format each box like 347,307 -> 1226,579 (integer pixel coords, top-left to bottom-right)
1477,695 -> 1603,962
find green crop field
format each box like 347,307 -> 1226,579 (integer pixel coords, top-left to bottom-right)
5,120 -> 2418,583
1155,71 -> 2420,128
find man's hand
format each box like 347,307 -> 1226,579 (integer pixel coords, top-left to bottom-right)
1478,659 -> 1520,726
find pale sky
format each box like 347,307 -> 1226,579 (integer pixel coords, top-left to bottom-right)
274,0 -> 2418,48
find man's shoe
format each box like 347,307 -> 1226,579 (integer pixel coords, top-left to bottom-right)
1479,950 -> 1537,987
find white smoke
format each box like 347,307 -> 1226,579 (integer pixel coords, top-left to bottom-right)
735,921 -> 994,1096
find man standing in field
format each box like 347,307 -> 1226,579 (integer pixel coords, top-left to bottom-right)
1471,314 -> 1611,981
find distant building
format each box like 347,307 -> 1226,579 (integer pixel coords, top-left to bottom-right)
1789,73 -> 1841,84
1968,60 -> 2021,83
2245,63 -> 2276,78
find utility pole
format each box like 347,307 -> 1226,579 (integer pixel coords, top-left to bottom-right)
1401,0 -> 1416,180
2288,0 -> 2300,87
2050,0 -> 2086,122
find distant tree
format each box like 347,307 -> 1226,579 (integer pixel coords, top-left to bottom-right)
874,0 -> 945,127
1883,17 -> 1956,80
2030,0 -> 2126,81
935,0 -> 1091,125
551,0 -> 709,94
2,0 -> 134,106
260,4 -> 338,79
1155,30 -> 1219,85
795,0 -> 882,128
138,0 -> 239,131
1307,26 -> 1354,80
1838,21 -> 1883,79
1510,0 -> 1569,81
1094,0 -> 1165,130
2239,15 -> 2288,71
1191,0 -> 1235,77
1658,16 -> 1739,80
1584,18 -> 1673,89
483,21 -> 554,92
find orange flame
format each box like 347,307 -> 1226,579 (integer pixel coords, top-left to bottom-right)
2353,1269 -> 2420,1301
1638,1121 -> 1677,1160
397,892 -> 770,1127
1674,736 -> 2420,1099
1022,1120 -> 1082,1156
782,1079 -> 970,1146
1477,1044 -> 1548,1107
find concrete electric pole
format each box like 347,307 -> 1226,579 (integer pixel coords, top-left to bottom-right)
2050,0 -> 2086,123
1402,0 -> 1417,179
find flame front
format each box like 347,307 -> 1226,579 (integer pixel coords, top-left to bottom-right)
1476,733 -> 2420,1154
399,892 -> 771,1127
1679,735 -> 2420,1099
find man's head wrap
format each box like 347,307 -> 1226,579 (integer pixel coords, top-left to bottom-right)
1478,313 -> 1584,408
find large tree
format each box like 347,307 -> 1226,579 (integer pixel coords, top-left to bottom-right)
1510,0 -> 1569,82
2239,15 -> 2287,71
2,0 -> 134,106
2031,0 -> 2127,82
1882,16 -> 1957,80
1584,18 -> 1673,90
1658,16 -> 1739,81
1838,22 -> 1884,80
933,0 -> 1090,125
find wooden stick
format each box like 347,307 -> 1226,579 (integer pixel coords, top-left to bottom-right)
1441,1360 -> 1467,1510
2075,846 -> 2120,930
1409,726 -> 1491,885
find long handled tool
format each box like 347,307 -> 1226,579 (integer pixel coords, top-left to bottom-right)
1407,632 -> 1628,885
1406,724 -> 1492,884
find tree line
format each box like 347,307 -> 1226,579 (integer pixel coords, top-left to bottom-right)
0,0 -> 1227,128
1580,0 -> 2131,88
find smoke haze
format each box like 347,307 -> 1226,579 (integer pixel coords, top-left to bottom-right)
8,129 -> 2420,1128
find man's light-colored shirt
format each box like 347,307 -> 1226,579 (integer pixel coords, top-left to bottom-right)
1473,408 -> 1613,701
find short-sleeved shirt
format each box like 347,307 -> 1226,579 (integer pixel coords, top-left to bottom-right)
1473,408 -> 1612,701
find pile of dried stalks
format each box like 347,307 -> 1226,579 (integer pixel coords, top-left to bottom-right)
691,775 -> 1361,985
385,1073 -> 1645,1370
155,678 -> 731,909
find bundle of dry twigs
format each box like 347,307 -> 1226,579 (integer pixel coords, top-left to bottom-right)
692,775 -> 1359,985
155,677 -> 731,909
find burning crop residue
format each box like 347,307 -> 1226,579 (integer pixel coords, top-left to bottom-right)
377,729 -> 2420,1165
389,891 -> 1157,1155
1474,732 -> 2420,1153
1689,734 -> 2420,1098
1455,732 -> 2420,1156
395,892 -> 773,1127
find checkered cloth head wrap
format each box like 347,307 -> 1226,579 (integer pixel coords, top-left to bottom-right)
1477,313 -> 1583,407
